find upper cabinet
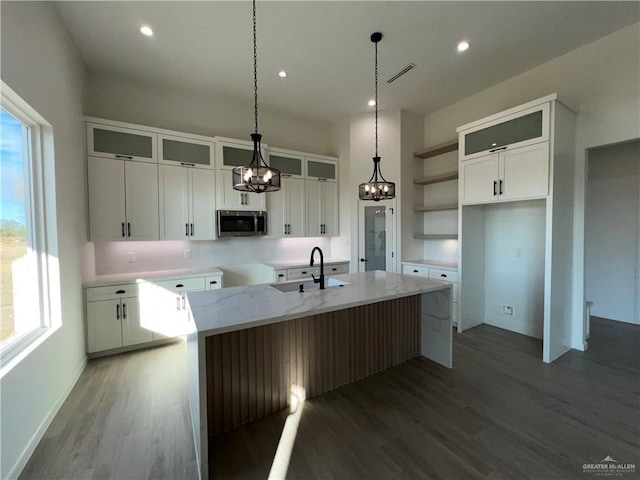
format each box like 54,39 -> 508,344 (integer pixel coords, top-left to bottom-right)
458,98 -> 554,206
305,157 -> 338,182
267,150 -> 304,179
158,134 -> 215,170
215,140 -> 266,211
459,103 -> 550,161
87,123 -> 157,162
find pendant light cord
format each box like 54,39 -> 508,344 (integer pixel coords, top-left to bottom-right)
253,0 -> 258,134
374,39 -> 378,158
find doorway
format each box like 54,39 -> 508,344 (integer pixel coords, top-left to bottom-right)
585,139 -> 640,327
358,200 -> 396,273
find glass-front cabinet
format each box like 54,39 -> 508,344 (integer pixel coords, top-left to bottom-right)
87,123 -> 157,162
459,103 -> 550,161
306,157 -> 338,182
267,150 -> 304,178
158,134 -> 214,169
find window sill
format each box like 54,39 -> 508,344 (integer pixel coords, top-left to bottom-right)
0,325 -> 60,379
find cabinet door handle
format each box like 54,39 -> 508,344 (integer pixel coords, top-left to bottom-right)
499,180 -> 503,195
116,289 -> 126,294
190,223 -> 194,236
489,146 -> 507,153
127,222 -> 131,237
360,258 -> 368,262
176,296 -> 181,311
332,268 -> 337,272
186,223 -> 189,236
122,303 -> 127,319
180,162 -> 195,167
121,222 -> 125,237
493,180 -> 497,196
115,154 -> 133,160
176,283 -> 184,288
210,280 -> 218,285
440,274 -> 447,278
278,274 -> 285,278
413,269 -> 419,273
301,271 -> 307,274
116,303 -> 120,320
182,294 -> 186,310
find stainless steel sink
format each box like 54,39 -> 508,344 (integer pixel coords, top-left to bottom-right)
270,277 -> 349,293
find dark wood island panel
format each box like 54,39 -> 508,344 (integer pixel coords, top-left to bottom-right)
205,295 -> 421,435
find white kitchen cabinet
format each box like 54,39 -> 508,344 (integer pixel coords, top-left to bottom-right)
268,176 -> 306,237
459,102 -> 550,161
270,261 -> 349,283
159,165 -> 216,240
305,157 -> 338,182
88,156 -> 159,242
86,284 -> 152,353
151,277 -> 206,337
215,140 -> 267,211
306,180 -> 338,237
267,150 -> 304,179
457,94 -> 577,363
461,142 -> 549,205
87,122 -> 157,162
216,169 -> 266,211
158,134 -> 214,170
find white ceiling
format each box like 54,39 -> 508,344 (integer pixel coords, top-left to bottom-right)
55,1 -> 639,123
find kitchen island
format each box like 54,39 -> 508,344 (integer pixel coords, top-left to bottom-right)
185,270 -> 452,479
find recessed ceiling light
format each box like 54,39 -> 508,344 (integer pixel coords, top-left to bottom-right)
368,99 -> 376,107
457,40 -> 470,52
278,70 -> 287,78
140,25 -> 154,37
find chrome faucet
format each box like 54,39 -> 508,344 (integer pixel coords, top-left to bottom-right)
310,246 -> 325,289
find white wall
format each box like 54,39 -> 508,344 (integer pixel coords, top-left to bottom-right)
585,140 -> 639,324
85,73 -> 333,156
0,3 -> 87,478
423,23 -> 640,349
484,201 -> 546,338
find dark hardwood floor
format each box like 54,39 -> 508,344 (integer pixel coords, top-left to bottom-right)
20,317 -> 639,479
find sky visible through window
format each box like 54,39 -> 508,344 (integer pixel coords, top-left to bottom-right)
1,107 -> 28,342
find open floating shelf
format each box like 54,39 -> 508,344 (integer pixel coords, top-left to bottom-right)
414,139 -> 458,159
414,203 -> 458,212
413,234 -> 458,240
414,171 -> 459,185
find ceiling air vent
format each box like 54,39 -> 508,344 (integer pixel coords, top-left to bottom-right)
387,63 -> 416,83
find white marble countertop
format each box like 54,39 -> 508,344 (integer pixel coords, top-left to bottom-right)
84,267 -> 223,288
402,259 -> 458,269
187,270 -> 450,337
262,259 -> 350,269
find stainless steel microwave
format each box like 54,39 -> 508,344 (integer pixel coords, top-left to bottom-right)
217,210 -> 267,237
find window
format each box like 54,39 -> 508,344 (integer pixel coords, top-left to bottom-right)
1,81 -> 59,368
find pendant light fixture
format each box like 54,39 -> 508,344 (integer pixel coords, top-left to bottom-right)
359,32 -> 395,202
232,0 -> 281,193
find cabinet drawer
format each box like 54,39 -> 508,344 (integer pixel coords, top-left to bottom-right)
86,283 -> 138,302
327,263 -> 349,275
429,268 -> 458,283
402,264 -> 429,278
287,266 -> 320,280
205,275 -> 223,289
154,277 -> 205,292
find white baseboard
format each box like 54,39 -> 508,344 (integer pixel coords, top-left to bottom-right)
6,355 -> 87,480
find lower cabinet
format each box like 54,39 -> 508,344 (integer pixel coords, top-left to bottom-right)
402,262 -> 458,326
271,262 -> 349,283
86,285 -> 153,353
85,272 -> 223,355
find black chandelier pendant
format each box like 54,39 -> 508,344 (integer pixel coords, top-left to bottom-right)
232,0 -> 281,194
359,32 -> 395,202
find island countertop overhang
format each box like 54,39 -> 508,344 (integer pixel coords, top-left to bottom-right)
187,270 -> 451,337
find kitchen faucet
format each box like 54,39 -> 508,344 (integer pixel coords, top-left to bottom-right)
310,246 -> 325,289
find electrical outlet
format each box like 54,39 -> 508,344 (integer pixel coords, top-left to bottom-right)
127,252 -> 136,263
184,249 -> 191,259
515,248 -> 523,258
502,304 -> 514,316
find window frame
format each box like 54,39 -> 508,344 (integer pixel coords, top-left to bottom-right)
0,81 -> 60,371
